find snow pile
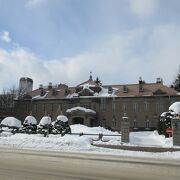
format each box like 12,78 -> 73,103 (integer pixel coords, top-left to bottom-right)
130,131 -> 166,146
39,116 -> 51,126
66,106 -> 96,114
0,134 -> 92,151
1,117 -> 22,128
71,124 -> 120,144
71,124 -> 118,134
24,116 -> 37,125
169,102 -> 180,115
56,115 -> 68,122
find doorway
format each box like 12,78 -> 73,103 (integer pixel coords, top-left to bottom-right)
73,117 -> 84,124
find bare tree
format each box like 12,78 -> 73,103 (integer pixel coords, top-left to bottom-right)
0,86 -> 18,119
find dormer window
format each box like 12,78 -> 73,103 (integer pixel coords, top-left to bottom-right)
153,89 -> 166,95
123,85 -> 128,93
108,86 -> 113,94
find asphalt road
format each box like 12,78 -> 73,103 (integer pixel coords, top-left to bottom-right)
0,148 -> 180,180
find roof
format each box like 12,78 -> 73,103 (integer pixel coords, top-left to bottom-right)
26,81 -> 178,100
77,79 -> 99,87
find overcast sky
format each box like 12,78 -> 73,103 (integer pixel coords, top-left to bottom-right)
0,0 -> 180,91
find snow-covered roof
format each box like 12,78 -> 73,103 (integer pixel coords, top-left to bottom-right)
80,83 -> 96,88
32,92 -> 48,99
1,117 -> 22,128
66,106 -> 96,114
24,116 -> 37,125
94,87 -> 117,97
169,102 -> 180,115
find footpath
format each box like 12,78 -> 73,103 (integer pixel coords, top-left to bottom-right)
94,144 -> 180,152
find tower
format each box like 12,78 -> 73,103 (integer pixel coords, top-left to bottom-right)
19,77 -> 33,94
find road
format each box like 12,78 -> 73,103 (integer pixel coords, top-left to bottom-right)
0,148 -> 180,180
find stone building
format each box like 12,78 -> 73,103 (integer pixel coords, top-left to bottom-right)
14,75 -> 180,131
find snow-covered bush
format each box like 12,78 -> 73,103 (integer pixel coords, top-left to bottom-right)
1,117 -> 22,128
56,115 -> 68,122
158,102 -> 180,136
23,116 -> 37,125
39,116 -> 52,126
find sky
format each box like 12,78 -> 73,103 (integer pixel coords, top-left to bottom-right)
0,0 -> 180,91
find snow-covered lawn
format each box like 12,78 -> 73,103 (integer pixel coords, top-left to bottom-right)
0,124 -> 180,159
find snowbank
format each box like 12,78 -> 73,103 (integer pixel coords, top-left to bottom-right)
71,124 -> 118,134
1,117 -> 22,128
0,134 -> 92,151
130,131 -> 166,146
0,124 -> 180,159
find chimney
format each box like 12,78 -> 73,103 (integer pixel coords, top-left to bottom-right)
39,84 -> 43,89
139,77 -> 144,92
48,82 -> 52,89
52,88 -> 57,96
156,77 -> 163,84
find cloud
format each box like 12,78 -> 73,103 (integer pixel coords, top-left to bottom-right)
25,0 -> 47,8
0,31 -> 11,43
129,0 -> 159,19
0,24 -> 180,92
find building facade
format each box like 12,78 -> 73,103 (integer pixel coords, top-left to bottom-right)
14,76 -> 180,131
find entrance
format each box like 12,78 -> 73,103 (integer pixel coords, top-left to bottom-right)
73,117 -> 84,125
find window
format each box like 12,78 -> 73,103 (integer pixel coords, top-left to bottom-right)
144,102 -> 149,112
112,116 -> 116,127
133,103 -> 138,112
156,102 -> 164,113
122,103 -> 127,112
101,98 -> 106,111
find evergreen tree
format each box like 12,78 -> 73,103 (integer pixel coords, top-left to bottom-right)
158,111 -> 174,137
172,66 -> 180,92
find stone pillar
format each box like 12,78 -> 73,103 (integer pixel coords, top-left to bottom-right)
172,117 -> 180,146
121,114 -> 130,143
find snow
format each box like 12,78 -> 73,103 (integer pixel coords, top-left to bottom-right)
39,116 -> 51,126
94,87 -> 117,97
24,116 -> 37,125
32,92 -> 48,99
130,131 -> 167,146
0,117 -> 22,128
160,112 -> 167,117
0,124 -> 180,159
56,115 -> 68,122
66,106 -> 96,114
169,102 -> 180,115
80,83 -> 96,88
66,86 -> 117,98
